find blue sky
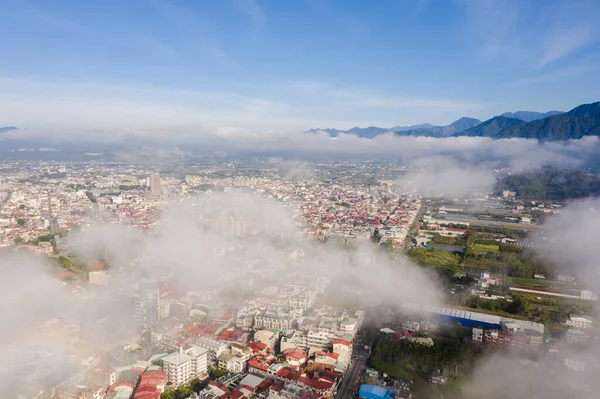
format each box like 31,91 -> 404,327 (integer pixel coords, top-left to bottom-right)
1,0 -> 599,133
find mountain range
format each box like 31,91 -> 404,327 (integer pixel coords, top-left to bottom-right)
457,116 -> 525,137
395,117 -> 482,138
499,111 -> 563,122
308,118 -> 481,138
495,102 -> 600,140
309,102 -> 600,141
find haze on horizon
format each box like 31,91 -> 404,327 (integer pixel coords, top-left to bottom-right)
2,2 -> 600,398
1,0 -> 600,135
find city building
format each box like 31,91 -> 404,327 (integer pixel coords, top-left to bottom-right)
358,385 -> 397,399
332,339 -> 352,363
566,314 -> 594,329
195,337 -> 230,365
133,280 -> 160,331
148,172 -> 163,197
88,270 -> 109,286
162,346 -> 209,385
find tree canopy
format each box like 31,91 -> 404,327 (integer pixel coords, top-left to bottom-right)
495,167 -> 600,200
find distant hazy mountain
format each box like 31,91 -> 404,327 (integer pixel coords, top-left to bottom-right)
449,117 -> 483,133
306,128 -> 345,137
346,126 -> 390,138
0,126 -> 17,133
396,117 -> 481,137
495,102 -> 600,140
499,110 -> 564,122
307,123 -> 434,138
306,127 -> 380,138
308,118 -> 481,138
456,117 -> 525,137
391,123 -> 435,132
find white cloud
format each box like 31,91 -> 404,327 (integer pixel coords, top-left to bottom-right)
511,65 -> 597,85
460,0 -> 600,70
533,198 -> 600,277
236,0 -> 267,29
330,88 -> 484,111
460,0 -> 521,62
459,198 -> 600,399
0,75 -> 488,130
397,156 -> 495,198
539,25 -> 597,68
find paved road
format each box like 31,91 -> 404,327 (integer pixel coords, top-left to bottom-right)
336,356 -> 365,399
335,327 -> 375,399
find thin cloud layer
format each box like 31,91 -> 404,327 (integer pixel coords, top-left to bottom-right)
533,197 -> 600,283
7,125 -> 599,174
457,198 -> 600,399
0,251 -> 138,397
396,156 -> 495,198
0,191 -> 445,397
0,75 -> 485,131
69,192 -> 444,305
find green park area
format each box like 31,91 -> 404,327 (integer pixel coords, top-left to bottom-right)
408,247 -> 461,279
471,243 -> 499,253
369,357 -> 420,381
406,227 -> 584,325
409,231 -> 545,281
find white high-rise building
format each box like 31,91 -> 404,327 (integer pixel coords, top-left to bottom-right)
195,337 -> 229,365
162,346 -> 209,385
133,279 -> 159,331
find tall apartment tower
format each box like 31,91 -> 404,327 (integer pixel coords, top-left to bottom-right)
133,279 -> 160,331
148,172 -> 163,197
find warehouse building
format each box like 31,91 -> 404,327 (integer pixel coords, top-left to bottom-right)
401,304 -> 544,334
359,385 -> 396,399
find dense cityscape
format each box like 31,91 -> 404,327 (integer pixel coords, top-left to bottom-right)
0,159 -> 598,399
3,1 -> 600,398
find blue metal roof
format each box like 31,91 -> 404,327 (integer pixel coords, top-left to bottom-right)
359,385 -> 395,399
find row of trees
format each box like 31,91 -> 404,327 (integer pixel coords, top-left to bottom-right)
495,166 -> 600,200
408,247 -> 461,280
463,250 -> 549,279
371,327 -> 480,376
431,233 -> 466,246
466,294 -> 531,316
411,232 -> 553,281
160,378 -> 208,399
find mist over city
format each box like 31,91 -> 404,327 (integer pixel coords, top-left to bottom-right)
2,1 -> 600,399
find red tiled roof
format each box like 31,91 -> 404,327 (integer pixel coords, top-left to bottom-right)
219,329 -> 248,342
109,382 -> 133,391
222,389 -> 246,399
257,380 -> 272,391
248,358 -> 271,371
249,341 -> 267,352
90,262 -> 107,270
333,339 -> 351,347
134,388 -> 160,399
276,368 -> 294,379
52,271 -> 78,281
298,376 -> 334,390
270,382 -> 284,392
285,352 -> 305,360
318,369 -> 340,382
241,384 -> 254,392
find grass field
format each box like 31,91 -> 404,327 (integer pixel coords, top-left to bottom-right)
472,243 -> 499,251
510,277 -> 573,291
369,357 -> 421,382
408,247 -> 460,268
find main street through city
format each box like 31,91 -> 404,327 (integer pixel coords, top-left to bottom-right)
335,325 -> 376,399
